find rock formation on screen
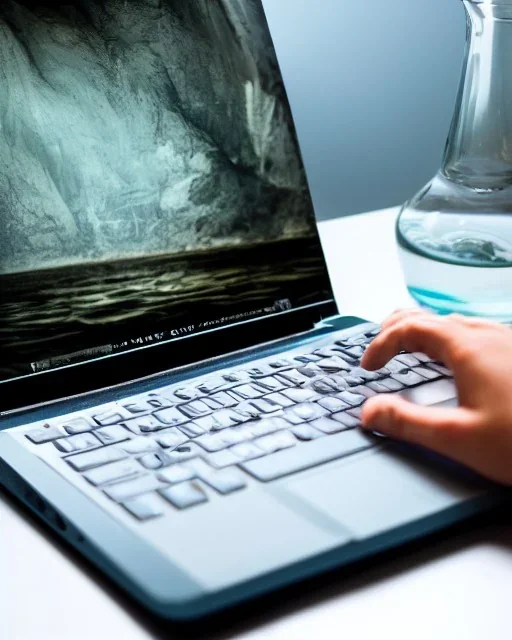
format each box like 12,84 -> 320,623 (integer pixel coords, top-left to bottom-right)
0,0 -> 313,274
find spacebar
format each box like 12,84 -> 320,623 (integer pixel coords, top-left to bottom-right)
240,430 -> 378,481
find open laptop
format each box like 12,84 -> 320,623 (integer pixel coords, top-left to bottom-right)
0,0 -> 507,623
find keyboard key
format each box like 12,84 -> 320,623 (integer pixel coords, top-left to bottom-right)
122,416 -> 159,435
336,345 -> 365,359
281,387 -> 322,403
346,345 -> 366,358
412,352 -> 434,364
332,374 -> 356,390
230,384 -> 264,400
378,377 -> 406,392
207,449 -> 241,468
155,428 -> 189,449
295,354 -> 322,363
290,424 -> 324,441
163,443 -> 204,464
93,408 -> 130,426
121,437 -> 159,455
347,407 -> 363,420
138,451 -> 173,470
317,351 -> 352,370
211,409 -> 247,430
136,415 -> 169,433
395,353 -> 422,367
26,426 -> 64,444
246,419 -> 279,437
235,401 -> 267,418
382,359 -> 410,374
84,459 -> 142,486
246,365 -> 275,378
264,392 -> 295,407
104,475 -> 168,503
196,433 -> 230,452
179,400 -> 214,418
367,381 -> 394,393
193,414 -> 220,432
351,385 -> 378,399
122,401 -> 151,415
158,464 -> 196,484
297,363 -> 323,378
313,347 -> 345,358
172,387 -> 200,401
95,425 -> 130,445
317,357 -> 351,373
66,447 -> 128,472
247,399 -> 282,414
331,412 -> 360,428
427,362 -> 453,377
197,378 -> 226,394
268,358 -> 293,368
413,366 -> 443,380
277,370 -> 310,386
310,376 -> 345,394
330,351 -> 359,367
230,442 -> 264,461
160,481 -> 208,509
340,334 -> 370,346
209,392 -> 238,408
285,402 -> 328,422
146,395 -> 172,410
311,417 -> 349,434
217,427 -> 249,446
338,374 -> 364,387
122,394 -> 170,414
154,407 -> 189,426
196,397 -> 220,411
317,396 -> 351,413
61,417 -> 94,435
123,494 -> 164,521
54,433 -> 101,453
199,468 -> 247,495
178,422 -> 206,438
241,430 -> 377,482
336,391 -> 366,407
390,371 -> 426,387
363,325 -> 381,337
223,371 -> 251,383
254,431 -> 297,454
350,367 -> 380,382
253,376 -> 287,392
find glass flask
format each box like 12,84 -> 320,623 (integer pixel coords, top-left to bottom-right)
396,0 -> 512,320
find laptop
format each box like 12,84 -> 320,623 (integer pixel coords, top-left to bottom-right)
0,0 -> 507,623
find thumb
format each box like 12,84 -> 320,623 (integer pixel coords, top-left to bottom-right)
361,395 -> 476,460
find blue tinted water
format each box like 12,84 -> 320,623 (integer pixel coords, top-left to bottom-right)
398,245 -> 512,321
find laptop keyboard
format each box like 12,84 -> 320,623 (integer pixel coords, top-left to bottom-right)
23,325 -> 452,521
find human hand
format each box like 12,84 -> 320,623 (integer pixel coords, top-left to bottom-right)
360,309 -> 512,486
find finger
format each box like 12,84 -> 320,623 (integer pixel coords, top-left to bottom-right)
381,308 -> 430,331
361,316 -> 453,370
361,395 -> 476,461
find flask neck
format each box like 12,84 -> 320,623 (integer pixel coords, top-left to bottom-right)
443,1 -> 512,189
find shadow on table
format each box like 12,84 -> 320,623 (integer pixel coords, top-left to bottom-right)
2,486 -> 511,640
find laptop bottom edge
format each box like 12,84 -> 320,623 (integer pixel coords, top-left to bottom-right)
0,425 -> 508,622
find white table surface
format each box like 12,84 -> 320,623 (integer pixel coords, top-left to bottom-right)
2,208 -> 511,640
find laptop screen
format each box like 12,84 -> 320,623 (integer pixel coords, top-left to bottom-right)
0,0 -> 335,383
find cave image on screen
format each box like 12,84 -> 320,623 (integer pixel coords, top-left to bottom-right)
0,0 -> 332,379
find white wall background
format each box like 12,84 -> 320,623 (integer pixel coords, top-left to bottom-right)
263,0 -> 466,219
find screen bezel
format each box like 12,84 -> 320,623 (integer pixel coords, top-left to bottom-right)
0,299 -> 338,415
